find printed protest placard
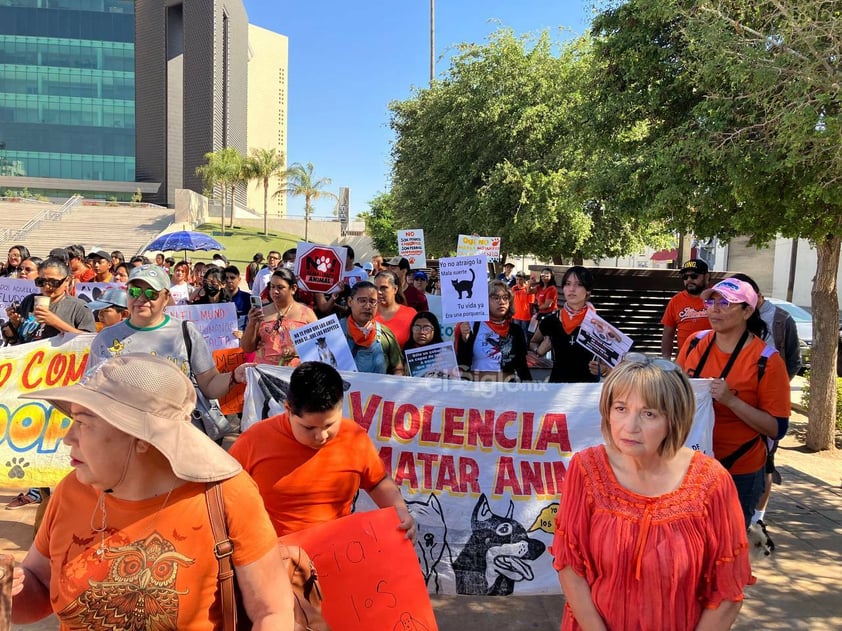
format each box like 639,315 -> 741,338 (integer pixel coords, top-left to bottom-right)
290,314 -> 357,371
397,229 -> 427,269
165,303 -> 239,351
281,508 -> 437,631
74,282 -> 124,306
438,255 -> 489,323
456,234 -> 501,261
576,310 -> 634,367
243,368 -> 715,595
404,341 -> 459,378
295,242 -> 345,294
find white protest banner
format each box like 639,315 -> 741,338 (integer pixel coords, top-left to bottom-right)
290,313 -> 357,371
576,310 -> 634,367
456,234 -> 501,261
295,242 -> 345,294
242,368 -> 714,596
404,341 -> 459,378
397,229 -> 427,269
438,255 -> 488,323
0,332 -> 96,488
0,277 -> 37,316
164,303 -> 239,351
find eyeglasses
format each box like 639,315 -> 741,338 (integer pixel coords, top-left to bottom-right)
34,276 -> 67,289
703,298 -> 736,309
490,294 -> 511,302
412,324 -> 434,333
354,298 -> 378,306
127,286 -> 162,301
682,273 -> 701,281
623,352 -> 681,372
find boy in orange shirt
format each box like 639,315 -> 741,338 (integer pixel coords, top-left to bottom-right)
229,361 -> 416,540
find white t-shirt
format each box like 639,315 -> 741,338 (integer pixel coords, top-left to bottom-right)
343,266 -> 369,288
251,267 -> 274,298
169,282 -> 192,305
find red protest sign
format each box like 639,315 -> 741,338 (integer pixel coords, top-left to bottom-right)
281,508 -> 437,631
295,242 -> 344,293
212,348 -> 245,415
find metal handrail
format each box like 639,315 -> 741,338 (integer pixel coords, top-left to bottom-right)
0,194 -> 82,246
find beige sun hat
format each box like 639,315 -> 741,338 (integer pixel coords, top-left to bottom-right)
20,354 -> 241,483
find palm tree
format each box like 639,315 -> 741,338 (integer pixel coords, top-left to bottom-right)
245,147 -> 286,236
195,147 -> 245,236
275,162 -> 337,242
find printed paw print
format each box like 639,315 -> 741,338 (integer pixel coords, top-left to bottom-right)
316,256 -> 333,273
6,457 -> 30,479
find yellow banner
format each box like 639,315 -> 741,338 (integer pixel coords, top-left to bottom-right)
0,333 -> 95,488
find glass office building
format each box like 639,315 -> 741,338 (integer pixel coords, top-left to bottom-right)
0,0 -> 135,183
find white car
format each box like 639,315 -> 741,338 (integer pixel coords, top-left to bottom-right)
767,298 -> 812,370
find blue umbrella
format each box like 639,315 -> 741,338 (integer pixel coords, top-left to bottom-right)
145,230 -> 225,253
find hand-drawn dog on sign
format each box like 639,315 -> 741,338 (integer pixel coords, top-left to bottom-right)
453,494 -> 545,595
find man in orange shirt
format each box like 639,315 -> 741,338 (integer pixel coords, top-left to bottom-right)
660,259 -> 711,358
229,361 -> 415,540
511,271 -> 532,338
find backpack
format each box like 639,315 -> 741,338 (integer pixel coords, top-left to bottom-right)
685,329 -> 777,382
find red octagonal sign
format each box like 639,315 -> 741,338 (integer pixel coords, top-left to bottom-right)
295,243 -> 344,293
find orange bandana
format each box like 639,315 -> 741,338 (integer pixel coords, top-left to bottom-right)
347,318 -> 376,348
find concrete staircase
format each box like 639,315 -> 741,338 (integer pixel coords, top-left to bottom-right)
0,199 -> 174,258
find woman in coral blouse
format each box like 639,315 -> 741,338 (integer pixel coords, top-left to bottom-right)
241,268 -> 317,366
553,355 -> 752,631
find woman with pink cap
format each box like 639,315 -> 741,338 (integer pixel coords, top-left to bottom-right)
676,277 -> 791,528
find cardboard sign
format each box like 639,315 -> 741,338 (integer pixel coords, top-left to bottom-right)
438,255 -> 489,323
398,229 -> 427,269
576,310 -> 634,367
295,242 -> 345,294
290,314 -> 357,372
404,341 -> 460,378
213,347 -> 246,414
456,234 -> 501,261
281,509 -> 437,631
164,303 -> 239,351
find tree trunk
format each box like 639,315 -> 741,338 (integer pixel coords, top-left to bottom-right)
806,234 -> 840,451
304,197 -> 310,243
228,185 -> 236,229
263,178 -> 269,236
220,187 -> 226,237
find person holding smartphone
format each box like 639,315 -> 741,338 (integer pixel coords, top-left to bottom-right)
241,268 -> 317,366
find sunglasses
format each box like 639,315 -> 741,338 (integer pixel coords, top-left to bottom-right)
703,298 -> 738,309
127,286 -> 162,301
622,352 -> 681,372
682,273 -> 701,280
34,276 -> 67,289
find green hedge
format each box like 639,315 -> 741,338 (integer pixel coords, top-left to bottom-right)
800,371 -> 842,431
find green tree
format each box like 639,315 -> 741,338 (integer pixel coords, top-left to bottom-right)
246,147 -> 286,236
358,191 -> 397,255
388,29 -> 671,260
275,162 -> 337,243
588,0 -> 841,449
195,147 -> 246,237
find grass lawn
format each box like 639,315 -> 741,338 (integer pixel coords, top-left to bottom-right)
162,224 -> 300,267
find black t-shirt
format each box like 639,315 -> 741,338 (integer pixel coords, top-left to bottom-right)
538,314 -> 598,383
18,293 -> 96,341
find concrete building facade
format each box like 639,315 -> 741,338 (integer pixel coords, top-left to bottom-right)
246,24 -> 288,217
134,0 -> 249,207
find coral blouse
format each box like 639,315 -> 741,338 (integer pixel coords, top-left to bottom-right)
552,446 -> 753,631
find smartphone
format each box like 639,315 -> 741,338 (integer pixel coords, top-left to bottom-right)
249,295 -> 263,314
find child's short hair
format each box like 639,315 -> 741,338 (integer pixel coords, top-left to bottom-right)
600,356 -> 695,458
287,361 -> 344,415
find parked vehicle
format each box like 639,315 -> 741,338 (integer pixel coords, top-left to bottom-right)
767,298 -> 812,371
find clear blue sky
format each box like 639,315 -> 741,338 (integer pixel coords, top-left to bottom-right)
243,1 -> 593,219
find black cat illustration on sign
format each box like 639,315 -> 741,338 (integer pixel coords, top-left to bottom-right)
451,268 -> 475,300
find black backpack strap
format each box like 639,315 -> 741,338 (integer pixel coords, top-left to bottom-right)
718,434 -> 763,470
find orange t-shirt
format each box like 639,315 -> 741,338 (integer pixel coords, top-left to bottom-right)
677,333 -> 791,474
374,303 -> 417,348
535,284 -> 558,315
511,284 -> 532,320
34,471 -> 277,631
661,291 -> 710,352
229,413 -> 387,536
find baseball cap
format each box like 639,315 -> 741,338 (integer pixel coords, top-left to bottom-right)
701,278 -> 758,309
387,256 -> 410,270
21,354 -> 241,483
413,271 -> 428,281
363,262 -> 374,272
86,288 -> 128,311
680,259 -> 709,275
87,249 -> 111,260
503,262 -> 515,269
128,264 -> 171,291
